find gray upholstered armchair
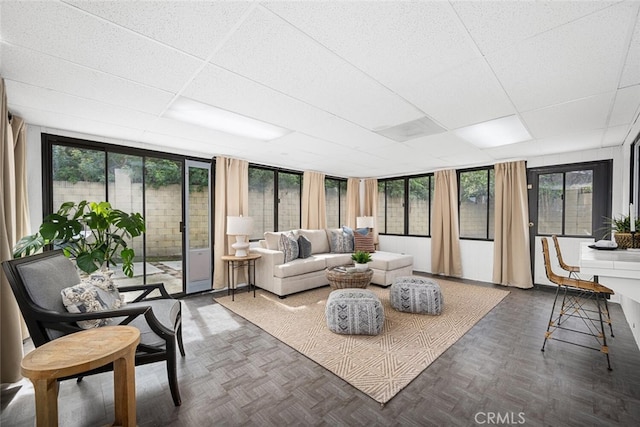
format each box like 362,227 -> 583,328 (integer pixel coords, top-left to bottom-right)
1,250 -> 185,406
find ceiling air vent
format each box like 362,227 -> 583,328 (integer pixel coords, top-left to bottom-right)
374,116 -> 446,142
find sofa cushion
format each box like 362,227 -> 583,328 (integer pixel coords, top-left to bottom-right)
354,232 -> 376,253
298,235 -> 312,259
369,251 -> 413,270
327,229 -> 354,253
278,232 -> 299,262
274,257 -> 326,278
316,253 -> 353,268
298,229 -> 330,254
264,231 -> 285,250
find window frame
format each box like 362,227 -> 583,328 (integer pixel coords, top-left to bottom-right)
528,160 -> 612,240
378,173 -> 434,237
457,166 -> 494,241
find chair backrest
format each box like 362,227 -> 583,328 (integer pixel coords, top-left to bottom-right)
551,235 -> 579,273
2,250 -> 82,344
541,238 -> 565,285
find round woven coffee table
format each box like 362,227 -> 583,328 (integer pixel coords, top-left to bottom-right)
326,266 -> 373,289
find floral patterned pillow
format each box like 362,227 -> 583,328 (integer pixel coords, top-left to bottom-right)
61,271 -> 125,329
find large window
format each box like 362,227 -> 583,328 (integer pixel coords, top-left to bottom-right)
458,168 -> 494,240
378,175 -> 433,236
325,177 -> 347,229
43,134 -> 201,296
248,166 -> 302,238
529,161 -> 611,239
408,175 -> 433,236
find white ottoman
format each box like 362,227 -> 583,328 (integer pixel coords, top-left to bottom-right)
325,289 -> 384,335
390,276 -> 443,315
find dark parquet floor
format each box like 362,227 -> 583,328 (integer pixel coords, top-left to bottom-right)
2,276 -> 640,426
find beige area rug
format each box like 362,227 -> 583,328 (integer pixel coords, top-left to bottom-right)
215,280 -> 509,404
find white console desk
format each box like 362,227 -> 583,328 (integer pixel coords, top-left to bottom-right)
579,242 -> 640,304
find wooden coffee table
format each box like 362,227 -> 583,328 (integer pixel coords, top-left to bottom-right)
326,266 -> 373,289
21,325 -> 140,427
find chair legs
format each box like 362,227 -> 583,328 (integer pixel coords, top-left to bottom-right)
167,340 -> 182,406
541,285 -> 613,370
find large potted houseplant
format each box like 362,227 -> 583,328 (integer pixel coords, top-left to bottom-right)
351,250 -> 372,271
608,214 -> 640,249
13,201 -> 145,277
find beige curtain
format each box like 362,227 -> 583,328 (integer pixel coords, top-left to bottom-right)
346,178 -> 360,228
302,171 -> 326,229
212,156 -> 249,289
1,78 -> 30,383
431,169 -> 462,277
493,161 -> 533,289
362,178 -> 379,245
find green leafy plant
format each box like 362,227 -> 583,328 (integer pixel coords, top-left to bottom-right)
606,214 -> 640,234
351,250 -> 372,264
13,201 -> 145,277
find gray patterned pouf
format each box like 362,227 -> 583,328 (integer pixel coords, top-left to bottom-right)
325,289 -> 384,335
390,276 -> 443,315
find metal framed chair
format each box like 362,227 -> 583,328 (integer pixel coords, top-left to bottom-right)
540,237 -> 614,370
2,250 -> 185,405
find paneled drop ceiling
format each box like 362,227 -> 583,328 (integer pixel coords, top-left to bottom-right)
1,0 -> 639,178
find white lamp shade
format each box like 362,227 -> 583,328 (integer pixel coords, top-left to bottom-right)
226,216 -> 254,236
357,216 -> 375,229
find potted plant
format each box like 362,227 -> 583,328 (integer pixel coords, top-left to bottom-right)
608,214 -> 640,249
13,201 -> 145,277
351,250 -> 372,271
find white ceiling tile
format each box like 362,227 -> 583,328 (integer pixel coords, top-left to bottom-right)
1,43 -> 174,115
211,6 -> 422,130
602,125 -> 631,147
487,2 -> 638,112
409,58 -> 515,129
6,80 -> 159,130
182,64 -> 327,134
67,0 -> 252,59
403,132 -> 478,159
1,1 -> 203,91
485,130 -> 606,159
13,105 -> 144,142
264,1 -> 481,95
521,92 -> 614,139
620,14 -> 640,88
452,1 -> 619,55
609,85 -> 640,127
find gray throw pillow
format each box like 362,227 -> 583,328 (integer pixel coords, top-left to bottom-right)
60,271 -> 124,329
328,229 -> 354,253
298,235 -> 312,258
278,232 -> 299,262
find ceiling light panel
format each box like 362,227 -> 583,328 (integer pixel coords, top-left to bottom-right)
454,115 -> 531,148
164,97 -> 290,141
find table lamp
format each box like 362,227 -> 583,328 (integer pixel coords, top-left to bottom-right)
227,216 -> 254,257
356,216 -> 375,233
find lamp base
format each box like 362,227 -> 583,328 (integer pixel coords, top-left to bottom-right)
232,236 -> 250,257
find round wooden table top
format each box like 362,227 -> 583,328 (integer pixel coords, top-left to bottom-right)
21,326 -> 140,381
221,253 -> 261,261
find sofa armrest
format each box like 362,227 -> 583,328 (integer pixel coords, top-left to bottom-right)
252,247 -> 284,291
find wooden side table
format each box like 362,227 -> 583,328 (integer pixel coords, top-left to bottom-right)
221,253 -> 261,301
21,325 -> 140,427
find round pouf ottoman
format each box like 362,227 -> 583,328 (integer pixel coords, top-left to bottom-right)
325,289 -> 384,335
390,276 -> 443,315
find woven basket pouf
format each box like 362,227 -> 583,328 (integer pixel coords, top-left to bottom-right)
390,276 -> 443,315
325,289 -> 384,335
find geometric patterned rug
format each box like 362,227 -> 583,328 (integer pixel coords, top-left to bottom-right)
215,279 -> 509,405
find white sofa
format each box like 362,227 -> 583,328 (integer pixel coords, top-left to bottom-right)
252,229 -> 413,297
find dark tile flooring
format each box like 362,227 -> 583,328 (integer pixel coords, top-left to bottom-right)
2,277 -> 640,426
